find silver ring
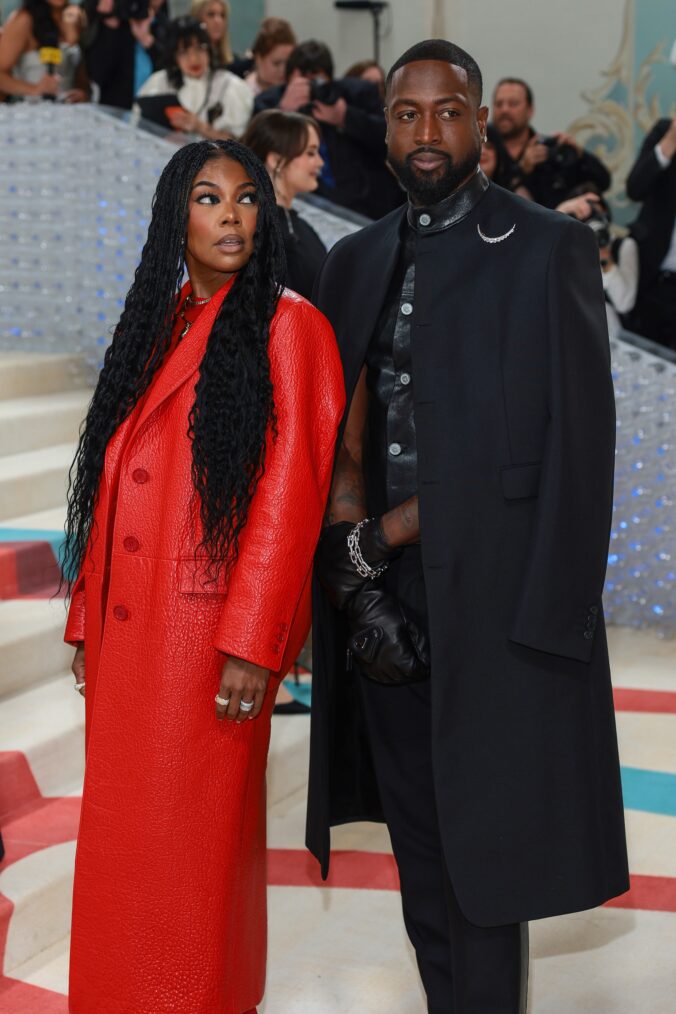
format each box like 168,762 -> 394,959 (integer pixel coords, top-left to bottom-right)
239,699 -> 254,712
215,694 -> 231,707
74,682 -> 85,691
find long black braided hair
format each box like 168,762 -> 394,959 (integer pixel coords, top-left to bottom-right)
62,140 -> 286,589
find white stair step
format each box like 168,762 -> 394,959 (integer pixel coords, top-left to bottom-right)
0,671 -> 85,797
267,712 -> 311,809
0,840 -> 76,975
0,352 -> 87,400
0,443 -> 75,520
0,390 -> 90,456
1,505 -> 67,532
0,599 -> 73,699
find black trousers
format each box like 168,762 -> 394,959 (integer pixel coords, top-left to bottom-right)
358,547 -> 528,1014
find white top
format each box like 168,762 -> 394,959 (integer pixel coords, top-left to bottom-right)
602,236 -> 639,316
137,68 -> 253,138
14,44 -> 80,92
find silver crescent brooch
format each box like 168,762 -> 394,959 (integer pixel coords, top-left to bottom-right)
477,223 -> 516,244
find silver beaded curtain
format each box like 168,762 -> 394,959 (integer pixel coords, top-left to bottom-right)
0,104 -> 674,635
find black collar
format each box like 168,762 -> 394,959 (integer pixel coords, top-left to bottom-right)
407,169 -> 489,234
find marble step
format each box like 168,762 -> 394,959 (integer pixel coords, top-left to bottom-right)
0,444 -> 75,521
0,352 -> 88,401
0,599 -> 72,700
0,390 -> 90,456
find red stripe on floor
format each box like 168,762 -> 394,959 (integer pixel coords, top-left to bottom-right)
0,975 -> 67,1012
604,874 -> 676,913
613,687 -> 676,714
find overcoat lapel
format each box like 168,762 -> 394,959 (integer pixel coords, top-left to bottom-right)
337,207 -> 406,414
127,275 -> 237,457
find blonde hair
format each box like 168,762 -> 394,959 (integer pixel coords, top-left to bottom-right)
190,0 -> 233,65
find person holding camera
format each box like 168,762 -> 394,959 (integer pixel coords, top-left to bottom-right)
492,77 -> 611,208
0,0 -> 88,101
558,190 -> 639,337
81,0 -> 168,110
624,116 -> 676,349
136,16 -> 252,138
254,39 -> 403,219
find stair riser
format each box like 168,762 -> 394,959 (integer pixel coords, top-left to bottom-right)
0,358 -> 87,400
0,405 -> 85,457
0,470 -> 70,522
0,627 -> 72,699
3,858 -> 75,974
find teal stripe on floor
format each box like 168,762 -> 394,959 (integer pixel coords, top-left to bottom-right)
621,766 -> 676,818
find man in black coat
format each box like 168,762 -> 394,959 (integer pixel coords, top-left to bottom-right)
308,39 -> 629,1013
625,117 -> 676,348
254,39 -> 403,220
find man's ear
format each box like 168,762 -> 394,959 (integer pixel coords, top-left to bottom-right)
477,105 -> 489,137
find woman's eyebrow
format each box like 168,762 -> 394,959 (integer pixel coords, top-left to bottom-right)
191,179 -> 220,190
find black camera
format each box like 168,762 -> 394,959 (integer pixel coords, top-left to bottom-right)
114,0 -> 149,20
584,206 -> 611,249
538,135 -> 578,171
309,79 -> 341,106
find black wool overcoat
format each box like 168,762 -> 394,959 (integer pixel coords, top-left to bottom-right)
306,181 -> 630,927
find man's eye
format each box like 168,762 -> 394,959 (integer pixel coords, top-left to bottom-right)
440,109 -> 460,119
399,111 -> 416,121
196,193 -> 219,204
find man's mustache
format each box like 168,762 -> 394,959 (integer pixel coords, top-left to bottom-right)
406,147 -> 451,163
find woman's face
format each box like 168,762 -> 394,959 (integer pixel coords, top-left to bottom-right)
185,156 -> 259,290
479,140 -> 498,179
199,1 -> 226,44
255,44 -> 294,88
279,126 -> 323,199
176,37 -> 210,79
47,0 -> 68,9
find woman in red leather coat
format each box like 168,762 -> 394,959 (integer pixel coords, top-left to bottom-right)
62,139 -> 344,1013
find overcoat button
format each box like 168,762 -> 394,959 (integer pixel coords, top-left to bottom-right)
589,605 -> 599,614
583,630 -> 593,640
132,468 -> 149,484
113,605 -> 129,621
123,536 -> 140,553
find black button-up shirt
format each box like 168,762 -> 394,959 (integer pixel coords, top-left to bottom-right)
364,169 -> 489,516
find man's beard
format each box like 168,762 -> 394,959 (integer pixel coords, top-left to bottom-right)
388,144 -> 482,206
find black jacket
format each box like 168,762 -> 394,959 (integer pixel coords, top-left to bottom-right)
82,12 -> 168,110
626,119 -> 676,286
306,181 -> 629,926
255,77 -> 404,220
278,205 -> 327,301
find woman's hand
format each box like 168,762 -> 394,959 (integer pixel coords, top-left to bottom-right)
216,656 -> 270,723
166,108 -> 208,136
72,643 -> 85,697
32,73 -> 60,97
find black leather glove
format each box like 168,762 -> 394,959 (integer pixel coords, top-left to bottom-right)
347,581 -> 430,686
315,519 -> 400,611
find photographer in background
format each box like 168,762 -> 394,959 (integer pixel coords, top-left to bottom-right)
81,0 -> 169,109
254,39 -> 403,219
558,189 -> 639,338
492,77 -> 611,208
624,117 -> 676,349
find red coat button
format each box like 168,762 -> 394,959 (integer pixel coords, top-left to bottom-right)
113,605 -> 129,621
123,536 -> 140,553
132,468 -> 149,484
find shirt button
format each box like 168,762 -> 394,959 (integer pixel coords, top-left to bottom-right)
132,468 -> 149,484
401,302 -> 413,316
113,605 -> 129,621
419,213 -> 431,227
123,536 -> 140,553
400,372 -> 411,386
389,442 -> 402,456
583,630 -> 593,640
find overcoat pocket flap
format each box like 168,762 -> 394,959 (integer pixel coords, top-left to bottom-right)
500,461 -> 542,500
177,558 -> 229,595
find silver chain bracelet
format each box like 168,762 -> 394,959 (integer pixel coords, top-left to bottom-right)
347,518 -> 389,580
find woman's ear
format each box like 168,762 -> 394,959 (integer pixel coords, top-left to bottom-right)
265,151 -> 283,176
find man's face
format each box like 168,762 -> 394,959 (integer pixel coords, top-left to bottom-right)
492,83 -> 532,139
385,60 -> 488,205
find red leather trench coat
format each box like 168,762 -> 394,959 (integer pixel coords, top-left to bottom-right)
64,278 -> 344,1013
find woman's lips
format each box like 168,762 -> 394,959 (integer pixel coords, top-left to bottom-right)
215,235 -> 244,250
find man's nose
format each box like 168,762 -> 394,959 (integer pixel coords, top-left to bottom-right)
415,112 -> 441,145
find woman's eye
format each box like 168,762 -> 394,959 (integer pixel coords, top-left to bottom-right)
196,193 -> 219,204
239,191 -> 257,204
